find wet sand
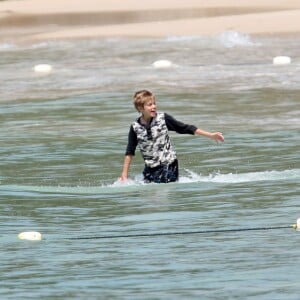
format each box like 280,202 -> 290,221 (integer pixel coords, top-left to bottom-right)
1,0 -> 300,42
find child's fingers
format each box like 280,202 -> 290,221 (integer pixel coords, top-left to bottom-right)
215,132 -> 224,142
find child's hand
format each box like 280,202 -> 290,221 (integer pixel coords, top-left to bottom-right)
211,132 -> 224,142
194,128 -> 224,142
119,175 -> 128,182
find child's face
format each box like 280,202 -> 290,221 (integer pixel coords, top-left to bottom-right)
140,99 -> 157,119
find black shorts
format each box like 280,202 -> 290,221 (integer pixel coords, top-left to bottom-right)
143,159 -> 179,183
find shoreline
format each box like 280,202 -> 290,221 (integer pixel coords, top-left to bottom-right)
1,0 -> 300,43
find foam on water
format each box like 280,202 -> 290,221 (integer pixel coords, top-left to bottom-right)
179,169 -> 300,184
0,43 -> 15,51
217,31 -> 257,48
165,35 -> 200,42
1,169 -> 299,195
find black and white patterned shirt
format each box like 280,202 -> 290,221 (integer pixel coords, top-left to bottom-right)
125,113 -> 197,167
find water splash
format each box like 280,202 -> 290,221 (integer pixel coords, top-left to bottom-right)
165,35 -> 200,42
0,43 -> 15,51
1,169 -> 299,195
180,169 -> 300,183
217,31 -> 257,48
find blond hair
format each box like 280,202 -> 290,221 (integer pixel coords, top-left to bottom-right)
133,90 -> 155,112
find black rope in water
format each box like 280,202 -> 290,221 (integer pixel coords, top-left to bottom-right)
68,225 -> 296,240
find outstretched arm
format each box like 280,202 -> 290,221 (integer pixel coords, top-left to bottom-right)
165,113 -> 224,142
194,128 -> 224,142
119,155 -> 133,181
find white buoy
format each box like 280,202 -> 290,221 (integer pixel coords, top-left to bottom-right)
272,56 -> 291,65
33,64 -> 53,73
152,60 -> 173,69
18,231 -> 42,241
296,218 -> 300,230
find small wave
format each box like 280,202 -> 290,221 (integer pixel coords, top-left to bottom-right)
165,35 -> 200,42
180,169 -> 300,184
1,169 -> 298,195
217,31 -> 257,48
0,43 -> 15,51
31,42 -> 53,49
0,41 -> 54,52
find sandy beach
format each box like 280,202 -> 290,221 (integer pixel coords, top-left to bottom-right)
1,0 -> 300,43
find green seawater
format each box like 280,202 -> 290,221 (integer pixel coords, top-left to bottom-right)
0,34 -> 299,299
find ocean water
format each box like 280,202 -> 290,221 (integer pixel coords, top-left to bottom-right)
0,32 -> 300,299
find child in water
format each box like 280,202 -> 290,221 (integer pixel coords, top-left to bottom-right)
120,90 -> 224,183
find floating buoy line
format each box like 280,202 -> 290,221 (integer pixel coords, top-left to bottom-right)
272,56 -> 291,65
18,219 -> 300,241
33,64 -> 53,73
152,60 -> 174,69
18,231 -> 42,241
67,224 -> 297,240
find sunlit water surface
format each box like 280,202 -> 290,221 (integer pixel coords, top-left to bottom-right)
1,32 -> 300,299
